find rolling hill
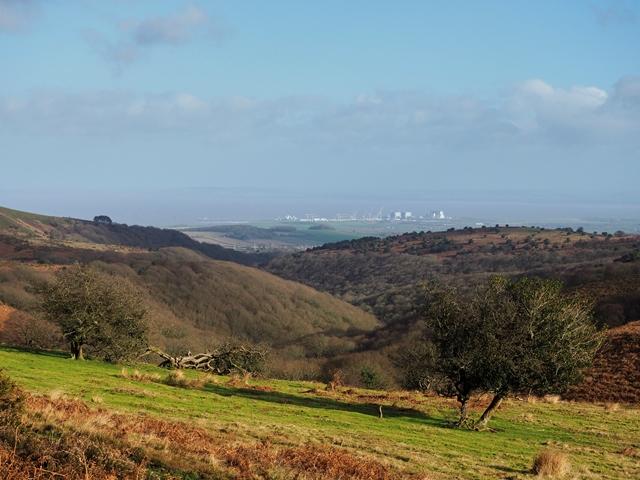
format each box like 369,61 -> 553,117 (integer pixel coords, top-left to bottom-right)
0,205 -> 271,265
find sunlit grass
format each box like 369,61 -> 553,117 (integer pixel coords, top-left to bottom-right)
2,346 -> 639,479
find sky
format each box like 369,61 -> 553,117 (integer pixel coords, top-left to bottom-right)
1,0 -> 639,224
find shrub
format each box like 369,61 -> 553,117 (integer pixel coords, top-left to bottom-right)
163,370 -> 190,388
0,370 -> 25,427
359,366 -> 384,390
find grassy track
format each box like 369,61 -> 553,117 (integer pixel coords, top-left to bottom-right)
1,347 -> 639,479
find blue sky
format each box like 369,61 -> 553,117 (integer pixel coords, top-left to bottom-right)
1,1 -> 639,222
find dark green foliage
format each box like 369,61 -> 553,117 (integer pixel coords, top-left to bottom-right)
93,215 -> 112,225
38,265 -> 148,361
396,342 -> 438,391
359,366 -> 384,389
476,277 -> 602,396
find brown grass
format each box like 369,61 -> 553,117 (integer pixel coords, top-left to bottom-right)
532,449 -> 570,477
162,370 -> 216,389
542,395 -> 561,404
566,321 -> 640,404
604,402 -> 620,412
12,393 -> 405,479
224,441 -> 401,479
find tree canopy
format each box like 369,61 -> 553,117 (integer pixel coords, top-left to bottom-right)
39,265 -> 148,361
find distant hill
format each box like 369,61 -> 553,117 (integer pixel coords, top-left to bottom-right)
266,226 -> 640,344
0,205 -> 271,265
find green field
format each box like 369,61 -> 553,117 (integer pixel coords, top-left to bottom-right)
1,347 -> 639,479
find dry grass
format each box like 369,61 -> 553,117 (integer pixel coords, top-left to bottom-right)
620,446 -> 639,458
227,371 -> 252,388
604,402 -> 620,412
542,395 -> 561,404
162,369 -> 216,389
566,321 -> 640,404
120,367 -> 161,382
532,449 -> 570,477
224,442 -> 401,480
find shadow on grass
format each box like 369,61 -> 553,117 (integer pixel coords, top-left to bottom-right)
203,383 -> 446,427
492,465 -> 531,475
0,345 -> 69,359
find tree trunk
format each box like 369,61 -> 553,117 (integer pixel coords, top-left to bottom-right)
456,394 -> 470,427
476,392 -> 505,428
71,342 -> 84,360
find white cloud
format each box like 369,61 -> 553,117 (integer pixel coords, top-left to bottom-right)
86,4 -> 227,73
0,78 -> 638,151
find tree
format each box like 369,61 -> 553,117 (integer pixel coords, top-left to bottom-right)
417,287 -> 493,426
93,215 -> 112,225
39,265 -> 148,361
473,277 -> 602,427
408,277 -> 602,428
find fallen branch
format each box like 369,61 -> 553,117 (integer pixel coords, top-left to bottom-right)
141,344 -> 266,375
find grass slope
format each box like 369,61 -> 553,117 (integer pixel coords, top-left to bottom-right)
2,347 -> 639,479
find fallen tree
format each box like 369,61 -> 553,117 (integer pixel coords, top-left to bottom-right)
142,344 -> 266,375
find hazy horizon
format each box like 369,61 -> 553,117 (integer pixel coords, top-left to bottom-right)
2,186 -> 639,233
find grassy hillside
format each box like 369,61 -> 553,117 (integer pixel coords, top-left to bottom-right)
1,347 -> 639,479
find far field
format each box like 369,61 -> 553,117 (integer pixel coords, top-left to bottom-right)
2,347 -> 639,479
181,220 -> 463,252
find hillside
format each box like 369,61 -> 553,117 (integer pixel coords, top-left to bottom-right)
1,347 -> 639,479
266,226 -> 640,332
0,205 -> 270,265
0,207 -> 380,369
